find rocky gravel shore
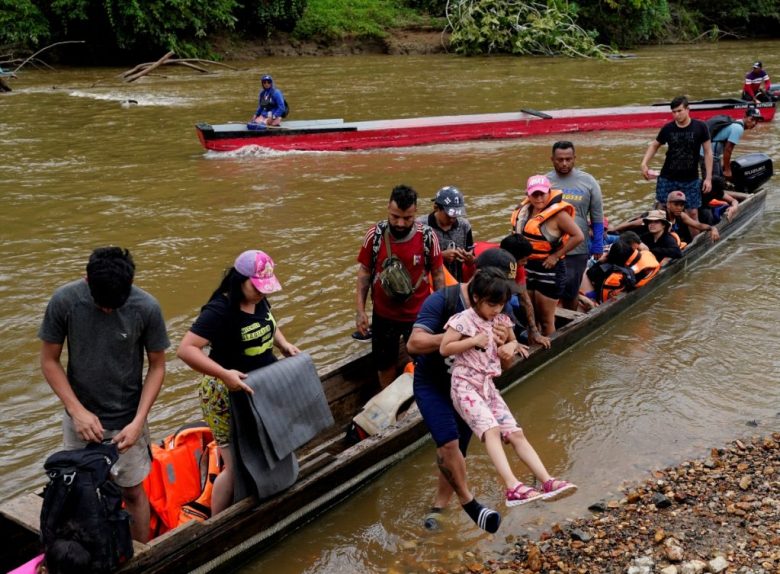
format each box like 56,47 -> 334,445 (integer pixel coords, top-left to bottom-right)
455,433 -> 779,574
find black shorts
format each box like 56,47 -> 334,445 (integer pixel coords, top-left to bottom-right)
525,259 -> 567,300
371,312 -> 414,371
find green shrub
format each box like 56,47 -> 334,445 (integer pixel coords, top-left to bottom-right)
0,0 -> 50,47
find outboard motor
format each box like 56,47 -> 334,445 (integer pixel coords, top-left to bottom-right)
730,153 -> 773,193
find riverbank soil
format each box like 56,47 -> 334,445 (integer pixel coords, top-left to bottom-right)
210,27 -> 449,58
472,434 -> 780,574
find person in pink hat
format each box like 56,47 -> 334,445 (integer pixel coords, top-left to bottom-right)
177,250 -> 300,515
510,175 -> 583,335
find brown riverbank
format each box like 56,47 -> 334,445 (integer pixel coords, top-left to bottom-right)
453,433 -> 780,574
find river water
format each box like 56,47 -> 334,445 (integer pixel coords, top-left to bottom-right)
2,41 -> 779,573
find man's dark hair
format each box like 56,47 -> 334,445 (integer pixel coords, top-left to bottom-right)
44,521 -> 94,574
86,247 -> 135,309
552,140 -> 575,154
619,230 -> 642,246
670,95 -> 689,109
467,267 -> 513,306
606,239 -> 635,266
389,184 -> 417,211
499,233 -> 533,261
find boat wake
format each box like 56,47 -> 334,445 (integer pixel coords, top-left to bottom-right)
203,145 -> 340,159
66,90 -> 192,106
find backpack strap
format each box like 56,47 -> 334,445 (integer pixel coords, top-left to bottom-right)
442,284 -> 461,321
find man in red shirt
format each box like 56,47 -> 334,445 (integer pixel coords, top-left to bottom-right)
356,185 -> 445,388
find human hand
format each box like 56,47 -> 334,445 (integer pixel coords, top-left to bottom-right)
355,310 -> 370,336
113,420 -> 143,453
497,342 -> 517,361
492,323 -> 510,345
726,205 -> 738,222
708,226 -> 720,241
459,248 -> 475,265
72,408 -> 104,443
441,248 -> 459,264
280,342 -> 301,357
702,178 -> 712,194
472,332 -> 489,350
222,369 -> 254,394
529,330 -> 551,349
542,254 -> 559,269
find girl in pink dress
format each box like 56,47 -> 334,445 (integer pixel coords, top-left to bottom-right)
440,268 -> 577,507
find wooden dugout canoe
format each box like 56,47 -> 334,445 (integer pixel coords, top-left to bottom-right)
0,182 -> 771,574
195,99 -> 777,153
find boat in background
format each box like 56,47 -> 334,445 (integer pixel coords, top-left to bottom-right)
196,98 -> 777,153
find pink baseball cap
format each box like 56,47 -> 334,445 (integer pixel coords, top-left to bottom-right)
234,250 -> 282,294
526,174 -> 552,195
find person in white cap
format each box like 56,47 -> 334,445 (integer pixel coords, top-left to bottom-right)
421,186 -> 475,282
177,249 -> 300,516
742,61 -> 771,104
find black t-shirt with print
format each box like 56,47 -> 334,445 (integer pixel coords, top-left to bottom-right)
657,119 -> 710,181
191,295 -> 277,373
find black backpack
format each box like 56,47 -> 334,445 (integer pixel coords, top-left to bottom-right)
40,442 -> 134,573
705,115 -> 735,140
282,97 -> 290,118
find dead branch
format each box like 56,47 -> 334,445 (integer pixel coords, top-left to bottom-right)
13,40 -> 85,73
174,59 -> 240,71
168,60 -> 211,74
124,51 -> 175,82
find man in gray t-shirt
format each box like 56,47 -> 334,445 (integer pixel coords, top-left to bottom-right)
39,246 -> 169,542
546,141 -> 604,310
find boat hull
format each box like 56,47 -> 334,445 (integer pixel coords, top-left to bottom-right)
196,100 -> 777,152
0,187 -> 770,574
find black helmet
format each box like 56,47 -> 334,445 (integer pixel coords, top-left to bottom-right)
261,74 -> 273,83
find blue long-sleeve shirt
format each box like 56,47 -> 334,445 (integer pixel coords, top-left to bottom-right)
255,87 -> 285,118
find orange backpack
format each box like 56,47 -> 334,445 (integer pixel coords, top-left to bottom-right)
143,422 -> 222,536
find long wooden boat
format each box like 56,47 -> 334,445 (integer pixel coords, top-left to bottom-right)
0,182 -> 771,574
196,98 -> 776,153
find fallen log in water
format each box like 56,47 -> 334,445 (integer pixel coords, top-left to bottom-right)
122,53 -> 240,82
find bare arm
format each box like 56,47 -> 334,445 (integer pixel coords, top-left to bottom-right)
355,264 -> 371,335
440,327 -> 487,357
177,331 -> 253,394
41,341 -> 104,442
406,326 -> 444,355
721,141 -> 736,178
274,327 -> 300,357
701,140 -> 713,193
543,212 -> 584,269
430,265 -> 445,291
518,287 -> 550,348
640,141 -> 661,179
680,212 -> 719,240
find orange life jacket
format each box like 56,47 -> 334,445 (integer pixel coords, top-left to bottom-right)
510,190 -> 575,260
598,249 -> 660,302
626,248 -> 661,288
142,422 -> 222,537
669,231 -> 687,250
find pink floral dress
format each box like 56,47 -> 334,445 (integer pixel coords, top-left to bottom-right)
445,308 -> 521,440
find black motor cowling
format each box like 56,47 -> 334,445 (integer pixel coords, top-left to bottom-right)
730,153 -> 773,193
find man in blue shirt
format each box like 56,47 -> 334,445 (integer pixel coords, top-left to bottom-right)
250,74 -> 286,126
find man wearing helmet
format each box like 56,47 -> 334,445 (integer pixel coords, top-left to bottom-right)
420,186 -> 475,282
251,74 -> 286,126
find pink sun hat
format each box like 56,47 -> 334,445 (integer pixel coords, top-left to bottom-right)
234,250 -> 282,294
526,174 -> 552,195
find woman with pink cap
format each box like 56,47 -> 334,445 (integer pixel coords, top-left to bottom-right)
510,175 -> 583,335
177,250 -> 300,515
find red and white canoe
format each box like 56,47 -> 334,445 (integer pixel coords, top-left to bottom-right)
196,98 -> 776,153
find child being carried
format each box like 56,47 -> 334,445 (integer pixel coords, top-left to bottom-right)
440,268 -> 577,507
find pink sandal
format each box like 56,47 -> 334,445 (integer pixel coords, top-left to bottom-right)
506,482 -> 544,507
540,478 -> 578,501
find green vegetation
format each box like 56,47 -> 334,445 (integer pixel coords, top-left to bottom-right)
292,0 -> 424,41
0,0 -> 778,62
445,0 -> 612,57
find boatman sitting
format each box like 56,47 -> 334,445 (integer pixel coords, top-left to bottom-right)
250,74 -> 286,126
356,185 -> 445,389
742,61 -> 771,104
